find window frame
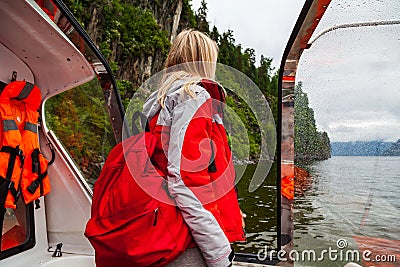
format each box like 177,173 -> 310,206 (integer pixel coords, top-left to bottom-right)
0,203 -> 35,260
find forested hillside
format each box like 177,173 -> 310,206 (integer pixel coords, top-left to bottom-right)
383,139 -> 400,156
294,82 -> 331,162
331,141 -> 393,156
57,0 -> 279,161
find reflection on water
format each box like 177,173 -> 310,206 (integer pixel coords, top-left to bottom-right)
295,156 -> 400,266
233,163 -> 278,254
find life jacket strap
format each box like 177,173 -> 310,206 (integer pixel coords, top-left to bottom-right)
208,139 -> 217,173
0,146 -> 24,203
14,82 -> 34,100
31,148 -> 40,174
27,170 -> 48,195
27,148 -> 47,196
7,180 -> 21,201
131,111 -> 150,135
0,146 -> 24,179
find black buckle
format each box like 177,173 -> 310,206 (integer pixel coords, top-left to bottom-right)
32,149 -> 40,173
27,180 -> 40,194
8,181 -> 21,202
14,146 -> 25,168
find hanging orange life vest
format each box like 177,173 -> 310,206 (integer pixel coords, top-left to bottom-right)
0,81 -> 51,209
34,0 -> 59,22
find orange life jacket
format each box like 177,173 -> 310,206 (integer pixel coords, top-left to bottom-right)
281,163 -> 294,200
35,0 -> 59,22
0,81 -> 51,209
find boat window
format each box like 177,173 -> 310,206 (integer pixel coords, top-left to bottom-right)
294,0 -> 400,265
0,200 -> 34,259
44,78 -> 116,187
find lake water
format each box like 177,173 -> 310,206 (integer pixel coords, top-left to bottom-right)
87,157 -> 399,263
233,163 -> 278,254
294,156 -> 400,266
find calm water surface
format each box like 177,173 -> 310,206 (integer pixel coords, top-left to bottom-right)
295,156 -> 400,266
233,163 -> 278,254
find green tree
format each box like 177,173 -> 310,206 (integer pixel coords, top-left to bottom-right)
210,25 -> 219,41
294,82 -> 331,162
195,0 -> 210,34
45,80 -> 116,184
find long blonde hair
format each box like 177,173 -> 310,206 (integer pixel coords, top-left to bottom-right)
158,29 -> 218,107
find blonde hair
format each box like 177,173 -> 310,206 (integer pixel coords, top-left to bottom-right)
158,29 -> 218,107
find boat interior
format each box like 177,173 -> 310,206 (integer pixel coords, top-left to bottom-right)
2,0 -> 395,266
0,0 -> 96,265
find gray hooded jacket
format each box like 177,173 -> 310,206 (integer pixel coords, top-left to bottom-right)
142,80 -> 233,267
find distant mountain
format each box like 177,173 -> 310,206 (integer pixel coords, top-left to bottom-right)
382,139 -> 400,156
331,141 -> 393,156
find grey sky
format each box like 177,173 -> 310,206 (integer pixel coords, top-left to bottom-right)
297,0 -> 400,142
191,0 -> 306,68
191,0 -> 400,142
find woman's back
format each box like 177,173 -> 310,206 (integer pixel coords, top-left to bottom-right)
143,79 -> 245,242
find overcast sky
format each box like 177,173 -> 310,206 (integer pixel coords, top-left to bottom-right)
192,0 -> 400,143
191,0 -> 306,69
298,0 -> 400,142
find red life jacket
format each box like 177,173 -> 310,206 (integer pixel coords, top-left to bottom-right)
0,81 -> 51,209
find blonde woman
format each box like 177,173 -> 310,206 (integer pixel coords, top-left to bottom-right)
143,29 -> 245,266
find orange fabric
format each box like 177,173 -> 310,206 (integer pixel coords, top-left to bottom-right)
0,81 -> 50,208
281,175 -> 294,200
281,164 -> 311,200
281,163 -> 294,200
0,151 -> 22,209
0,93 -> 24,209
282,76 -> 295,82
20,133 -> 51,204
35,0 -> 58,22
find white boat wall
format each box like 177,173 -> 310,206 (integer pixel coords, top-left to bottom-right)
0,0 -> 97,266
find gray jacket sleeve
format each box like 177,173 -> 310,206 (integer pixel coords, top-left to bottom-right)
164,88 -> 232,267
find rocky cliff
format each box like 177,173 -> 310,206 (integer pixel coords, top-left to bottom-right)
63,0 -> 280,161
66,0 -> 194,99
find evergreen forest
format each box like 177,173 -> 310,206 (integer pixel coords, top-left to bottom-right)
294,82 -> 331,163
